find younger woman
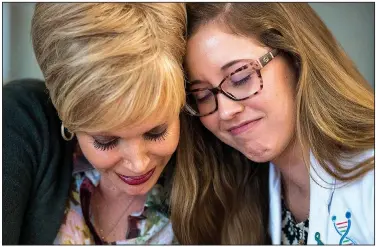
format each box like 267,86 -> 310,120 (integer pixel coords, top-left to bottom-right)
183,3 -> 374,244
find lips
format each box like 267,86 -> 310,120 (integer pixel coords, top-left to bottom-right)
227,118 -> 262,136
117,168 -> 156,186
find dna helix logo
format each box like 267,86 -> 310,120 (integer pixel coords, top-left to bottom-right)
332,211 -> 356,245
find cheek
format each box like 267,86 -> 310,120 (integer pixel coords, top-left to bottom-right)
259,80 -> 297,149
273,87 -> 296,131
150,120 -> 180,160
259,91 -> 295,138
76,136 -> 120,170
262,60 -> 297,124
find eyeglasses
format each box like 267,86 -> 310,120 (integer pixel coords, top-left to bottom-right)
185,49 -> 279,117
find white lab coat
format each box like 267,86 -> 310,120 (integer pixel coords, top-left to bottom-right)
268,150 -> 374,244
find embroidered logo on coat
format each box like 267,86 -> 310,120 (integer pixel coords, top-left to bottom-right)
332,211 -> 356,245
315,211 -> 357,245
315,232 -> 324,245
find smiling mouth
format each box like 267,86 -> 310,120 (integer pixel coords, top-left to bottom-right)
116,168 -> 156,186
228,118 -> 262,136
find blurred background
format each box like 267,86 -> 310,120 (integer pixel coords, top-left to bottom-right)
2,3 -> 375,87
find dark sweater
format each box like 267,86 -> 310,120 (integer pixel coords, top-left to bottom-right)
3,79 -> 75,244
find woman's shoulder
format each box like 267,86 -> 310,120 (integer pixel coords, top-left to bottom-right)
3,79 -> 74,244
4,78 -> 48,96
4,79 -> 51,112
3,79 -> 57,129
3,78 -> 67,167
340,149 -> 374,184
351,149 -> 374,191
3,78 -> 62,142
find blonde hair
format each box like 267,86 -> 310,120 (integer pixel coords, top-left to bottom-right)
171,2 -> 374,244
32,3 -> 187,133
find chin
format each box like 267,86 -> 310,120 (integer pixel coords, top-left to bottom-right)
242,148 -> 272,163
122,182 -> 154,196
119,173 -> 159,196
246,155 -> 269,163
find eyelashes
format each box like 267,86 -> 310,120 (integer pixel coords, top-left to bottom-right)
144,128 -> 168,142
92,128 -> 169,151
93,139 -> 119,152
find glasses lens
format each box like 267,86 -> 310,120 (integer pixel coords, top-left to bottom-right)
222,63 -> 261,99
186,89 -> 216,116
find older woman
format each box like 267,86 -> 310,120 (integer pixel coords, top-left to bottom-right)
3,3 -> 188,244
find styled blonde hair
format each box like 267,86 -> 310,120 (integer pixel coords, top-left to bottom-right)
171,2 -> 374,244
32,3 -> 187,133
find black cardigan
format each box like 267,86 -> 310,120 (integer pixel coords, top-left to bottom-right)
3,79 -> 74,244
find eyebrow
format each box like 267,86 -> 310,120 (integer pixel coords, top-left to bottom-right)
91,132 -> 112,137
89,123 -> 167,138
148,123 -> 167,132
92,135 -> 116,142
220,59 -> 246,71
188,59 -> 246,85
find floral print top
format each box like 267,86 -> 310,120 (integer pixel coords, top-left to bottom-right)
53,145 -> 177,245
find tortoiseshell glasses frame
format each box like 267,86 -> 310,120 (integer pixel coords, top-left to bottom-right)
185,49 -> 279,117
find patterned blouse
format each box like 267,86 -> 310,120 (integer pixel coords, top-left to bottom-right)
281,198 -> 309,245
53,145 -> 177,245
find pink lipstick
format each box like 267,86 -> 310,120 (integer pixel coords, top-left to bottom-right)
228,118 -> 262,136
117,168 -> 155,186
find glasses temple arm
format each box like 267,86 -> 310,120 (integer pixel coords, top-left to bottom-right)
258,49 -> 279,68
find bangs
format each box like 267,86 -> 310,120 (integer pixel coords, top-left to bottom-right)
65,52 -> 185,133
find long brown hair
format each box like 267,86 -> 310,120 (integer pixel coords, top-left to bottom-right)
172,2 -> 374,244
172,113 -> 270,244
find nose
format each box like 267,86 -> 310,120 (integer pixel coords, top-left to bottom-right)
217,93 -> 244,120
119,139 -> 150,174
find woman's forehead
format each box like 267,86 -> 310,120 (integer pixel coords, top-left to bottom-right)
186,24 -> 268,79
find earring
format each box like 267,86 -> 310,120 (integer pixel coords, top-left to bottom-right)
61,123 -> 74,141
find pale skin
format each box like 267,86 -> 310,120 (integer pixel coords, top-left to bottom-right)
186,22 -> 310,222
75,113 -> 180,242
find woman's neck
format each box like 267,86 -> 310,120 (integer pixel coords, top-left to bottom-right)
272,138 -> 311,222
271,138 -> 310,198
91,176 -> 147,242
96,175 -> 147,209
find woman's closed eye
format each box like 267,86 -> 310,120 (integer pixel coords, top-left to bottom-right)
93,137 -> 119,151
91,124 -> 170,151
194,90 -> 213,103
144,125 -> 169,142
231,74 -> 251,87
